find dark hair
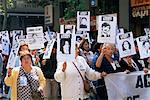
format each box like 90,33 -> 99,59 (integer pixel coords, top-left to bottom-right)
101,23 -> 110,29
92,42 -> 103,53
18,43 -> 30,56
53,41 -> 57,49
142,41 -> 150,49
20,53 -> 32,61
81,17 -> 87,21
122,40 -> 131,51
44,41 -> 48,48
78,39 -> 89,51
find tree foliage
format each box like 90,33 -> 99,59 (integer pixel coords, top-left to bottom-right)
64,0 -> 87,19
0,0 -> 13,30
0,0 -> 13,11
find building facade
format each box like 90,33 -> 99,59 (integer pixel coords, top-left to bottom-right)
0,0 -> 44,31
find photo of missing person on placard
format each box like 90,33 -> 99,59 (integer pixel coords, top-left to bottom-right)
31,33 -> 38,44
122,40 -> 131,51
2,38 -> 9,55
142,40 -> 150,54
76,36 -> 82,43
60,38 -> 71,54
0,35 -> 2,45
65,29 -> 72,34
101,22 -> 111,37
79,17 -> 88,28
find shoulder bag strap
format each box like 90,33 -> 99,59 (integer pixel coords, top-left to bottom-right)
72,62 -> 85,81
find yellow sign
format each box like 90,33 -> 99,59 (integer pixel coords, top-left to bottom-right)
131,0 -> 150,7
132,5 -> 150,18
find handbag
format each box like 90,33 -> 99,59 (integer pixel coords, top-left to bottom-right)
24,71 -> 44,100
72,62 -> 97,95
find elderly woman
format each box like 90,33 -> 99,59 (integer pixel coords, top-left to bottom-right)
95,43 -> 123,99
54,46 -> 105,100
5,51 -> 46,100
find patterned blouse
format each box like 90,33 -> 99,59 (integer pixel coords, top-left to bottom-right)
17,67 -> 40,100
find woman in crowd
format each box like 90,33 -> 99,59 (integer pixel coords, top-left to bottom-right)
119,55 -> 149,73
4,51 -> 46,100
79,39 -> 94,68
54,45 -> 106,100
95,43 -> 124,100
14,42 -> 30,67
40,42 -> 59,100
31,49 -> 41,67
131,41 -> 149,73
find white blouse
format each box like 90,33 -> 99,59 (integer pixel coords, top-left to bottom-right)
54,56 -> 101,100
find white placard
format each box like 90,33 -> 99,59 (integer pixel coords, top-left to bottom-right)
43,31 -> 50,43
105,71 -> 150,100
17,32 -> 27,44
27,26 -> 44,50
43,39 -> 55,59
0,32 -> 2,50
117,28 -> 124,35
117,32 -> 136,58
144,28 -> 150,35
2,31 -> 10,55
48,31 -> 57,40
12,30 -> 23,46
6,43 -> 20,68
77,11 -> 90,31
136,35 -> 150,59
97,14 -> 117,43
60,25 -> 76,34
76,31 -> 91,46
57,32 -> 76,62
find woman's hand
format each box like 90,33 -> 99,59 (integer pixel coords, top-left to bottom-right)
124,70 -> 130,74
37,87 -> 44,96
35,56 -> 40,64
62,61 -> 67,72
143,68 -> 149,73
42,59 -> 47,65
101,71 -> 107,77
126,56 -> 132,66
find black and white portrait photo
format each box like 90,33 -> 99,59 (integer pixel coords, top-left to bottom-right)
6,43 -> 20,68
77,11 -> 90,31
136,35 -> 150,59
31,33 -> 38,44
79,17 -> 88,28
142,40 -> 150,53
60,38 -> 71,54
2,38 -> 9,55
0,34 -> 2,50
57,33 -> 76,62
65,29 -> 72,35
43,39 -> 55,59
97,14 -> 117,44
122,40 -> 131,51
27,26 -> 44,50
117,32 -> 136,58
101,22 -> 111,37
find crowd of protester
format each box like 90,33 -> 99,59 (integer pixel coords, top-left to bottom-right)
0,36 -> 150,100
